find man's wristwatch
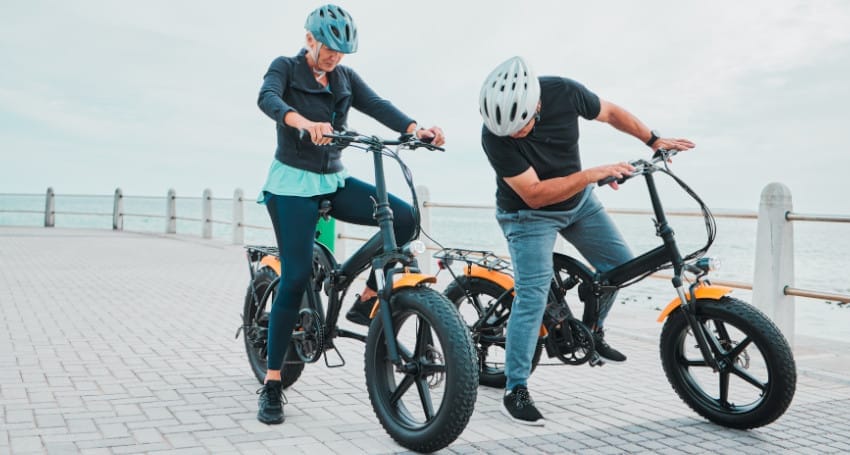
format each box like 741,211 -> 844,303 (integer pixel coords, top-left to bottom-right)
646,130 -> 660,147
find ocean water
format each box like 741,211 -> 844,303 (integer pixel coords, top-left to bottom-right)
2,192 -> 848,341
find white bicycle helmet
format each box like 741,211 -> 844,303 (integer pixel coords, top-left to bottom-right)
479,56 -> 540,136
305,4 -> 358,54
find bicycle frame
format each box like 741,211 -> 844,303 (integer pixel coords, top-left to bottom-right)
439,149 -> 731,368
243,133 -> 480,452
438,148 -> 795,430
250,134 -> 439,368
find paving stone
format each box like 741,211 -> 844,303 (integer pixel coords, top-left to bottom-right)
2,227 -> 850,454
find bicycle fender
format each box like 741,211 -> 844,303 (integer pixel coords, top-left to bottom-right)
656,285 -> 734,322
392,273 -> 438,289
466,265 -> 515,294
259,256 -> 281,276
256,241 -> 334,278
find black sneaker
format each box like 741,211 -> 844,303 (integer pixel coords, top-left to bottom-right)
257,380 -> 285,424
593,329 -> 627,363
501,385 -> 545,426
345,294 -> 377,326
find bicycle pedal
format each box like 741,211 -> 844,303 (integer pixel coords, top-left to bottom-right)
589,353 -> 606,367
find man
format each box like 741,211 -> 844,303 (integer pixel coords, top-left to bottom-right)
478,56 -> 695,426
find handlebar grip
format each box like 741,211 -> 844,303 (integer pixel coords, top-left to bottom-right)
597,175 -> 627,187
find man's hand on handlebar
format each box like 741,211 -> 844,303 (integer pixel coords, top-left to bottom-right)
650,137 -> 695,153
589,162 -> 636,189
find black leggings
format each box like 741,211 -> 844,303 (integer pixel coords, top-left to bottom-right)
264,176 -> 416,370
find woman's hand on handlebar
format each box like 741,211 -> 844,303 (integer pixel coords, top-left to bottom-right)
414,126 -> 445,147
588,162 -> 635,189
299,121 -> 334,145
284,111 -> 334,145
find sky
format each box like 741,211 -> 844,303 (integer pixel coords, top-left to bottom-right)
2,0 -> 850,214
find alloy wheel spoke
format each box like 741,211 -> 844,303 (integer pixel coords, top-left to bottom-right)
727,336 -> 753,360
718,370 -> 731,406
414,316 -> 434,358
731,365 -> 768,392
680,353 -> 709,368
415,378 -> 436,420
390,373 -> 416,406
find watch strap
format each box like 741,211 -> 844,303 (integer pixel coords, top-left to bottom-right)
646,130 -> 659,147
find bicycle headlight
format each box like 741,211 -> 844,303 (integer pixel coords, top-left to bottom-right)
404,240 -> 427,257
696,257 -> 721,272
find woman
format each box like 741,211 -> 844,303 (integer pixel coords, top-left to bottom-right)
254,3 -> 445,425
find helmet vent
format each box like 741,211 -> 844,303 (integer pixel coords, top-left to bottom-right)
509,103 -> 517,122
495,106 -> 502,124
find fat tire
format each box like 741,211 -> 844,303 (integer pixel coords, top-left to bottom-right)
242,267 -> 305,388
660,297 -> 796,429
444,277 -> 543,388
365,287 -> 478,453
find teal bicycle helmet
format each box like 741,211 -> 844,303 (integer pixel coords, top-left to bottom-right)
305,4 -> 358,54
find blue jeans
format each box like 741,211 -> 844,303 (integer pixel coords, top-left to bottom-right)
496,186 -> 633,391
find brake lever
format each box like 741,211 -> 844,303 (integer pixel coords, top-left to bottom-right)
398,133 -> 445,152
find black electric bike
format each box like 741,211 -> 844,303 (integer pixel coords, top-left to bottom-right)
436,148 -> 796,429
238,132 -> 478,452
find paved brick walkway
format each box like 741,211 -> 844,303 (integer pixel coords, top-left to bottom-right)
2,227 -> 849,454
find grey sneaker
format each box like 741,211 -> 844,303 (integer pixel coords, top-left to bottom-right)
593,329 -> 626,363
257,380 -> 285,424
501,385 -> 545,426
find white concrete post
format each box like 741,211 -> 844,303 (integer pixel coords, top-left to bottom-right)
334,221 -> 347,262
44,187 -> 55,227
752,183 -> 795,346
112,188 -> 124,230
232,188 -> 244,245
416,185 -> 432,274
202,189 -> 213,239
166,189 -> 177,234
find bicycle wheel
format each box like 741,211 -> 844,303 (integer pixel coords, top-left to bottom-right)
242,267 -> 305,387
660,297 -> 796,429
444,276 -> 543,388
364,287 -> 478,453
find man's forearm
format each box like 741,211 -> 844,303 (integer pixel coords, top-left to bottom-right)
600,101 -> 653,145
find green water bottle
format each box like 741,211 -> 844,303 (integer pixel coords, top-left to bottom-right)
316,217 -> 335,252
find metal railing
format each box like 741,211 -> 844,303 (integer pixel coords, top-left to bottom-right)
2,183 -> 847,346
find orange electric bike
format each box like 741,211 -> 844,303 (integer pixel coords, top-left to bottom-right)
435,148 -> 796,429
238,132 -> 478,452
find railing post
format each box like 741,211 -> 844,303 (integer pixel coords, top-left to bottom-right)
752,183 -> 795,346
166,189 -> 177,234
44,187 -> 55,227
232,188 -> 244,245
202,189 -> 213,239
112,188 -> 124,230
416,185 -> 432,274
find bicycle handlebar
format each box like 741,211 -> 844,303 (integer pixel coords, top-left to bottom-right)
323,131 -> 445,152
596,148 -> 680,187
